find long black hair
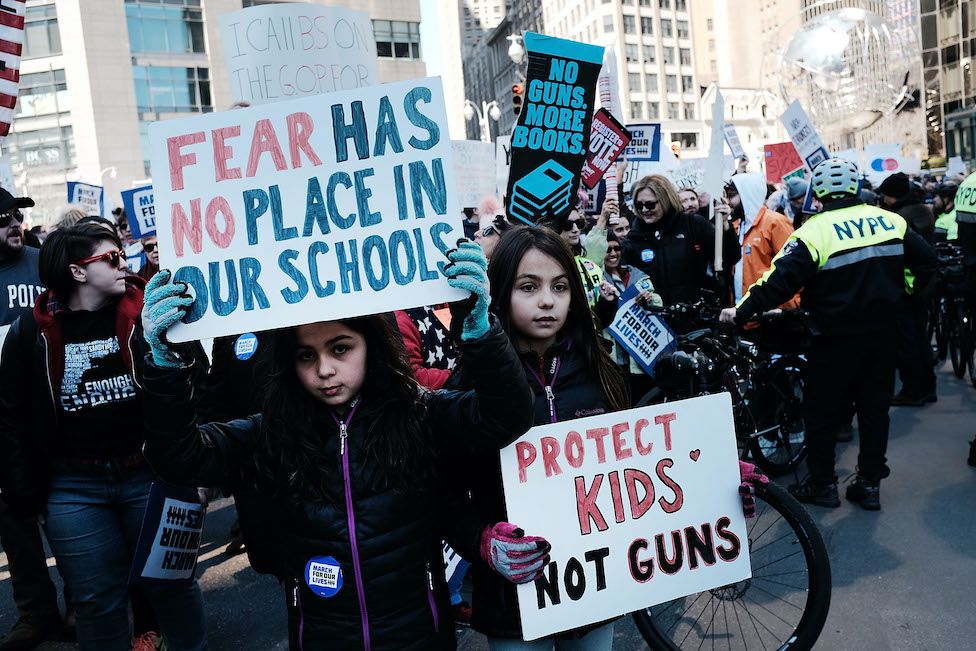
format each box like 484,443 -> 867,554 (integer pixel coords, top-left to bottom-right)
254,314 -> 437,500
488,226 -> 629,411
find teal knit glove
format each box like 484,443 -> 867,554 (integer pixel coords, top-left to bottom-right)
445,241 -> 490,341
141,270 -> 193,368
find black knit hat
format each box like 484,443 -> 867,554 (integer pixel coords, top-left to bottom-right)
877,172 -> 911,199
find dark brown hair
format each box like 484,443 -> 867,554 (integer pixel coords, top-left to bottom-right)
632,174 -> 685,217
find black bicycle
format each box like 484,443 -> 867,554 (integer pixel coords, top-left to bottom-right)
637,304 -> 808,476
632,481 -> 832,650
931,243 -> 976,384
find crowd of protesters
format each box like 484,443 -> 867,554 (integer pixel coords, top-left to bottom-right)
0,152 -> 971,651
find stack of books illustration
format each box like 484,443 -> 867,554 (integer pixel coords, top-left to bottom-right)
509,160 -> 574,224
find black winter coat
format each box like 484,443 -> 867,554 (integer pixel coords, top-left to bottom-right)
621,210 -> 741,306
890,197 -> 935,242
450,341 -> 611,639
141,323 -> 533,650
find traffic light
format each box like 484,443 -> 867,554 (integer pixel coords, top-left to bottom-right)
512,83 -> 524,116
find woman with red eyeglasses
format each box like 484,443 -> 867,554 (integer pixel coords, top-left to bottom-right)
0,222 -> 207,651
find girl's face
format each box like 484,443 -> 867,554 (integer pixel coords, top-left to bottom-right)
294,321 -> 367,409
679,189 -> 699,213
634,188 -> 665,224
604,239 -> 621,271
509,248 -> 571,353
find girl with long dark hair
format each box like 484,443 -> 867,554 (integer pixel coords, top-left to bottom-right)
138,242 -> 546,650
453,226 -> 628,650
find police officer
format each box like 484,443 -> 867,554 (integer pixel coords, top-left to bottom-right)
720,159 -> 936,510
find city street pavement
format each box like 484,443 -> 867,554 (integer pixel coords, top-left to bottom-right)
2,363 -> 973,650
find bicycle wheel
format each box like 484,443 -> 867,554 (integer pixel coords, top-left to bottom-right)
749,361 -> 806,476
639,387 -> 751,461
948,304 -> 964,378
930,299 -> 948,363
633,482 -> 832,651
954,301 -> 971,379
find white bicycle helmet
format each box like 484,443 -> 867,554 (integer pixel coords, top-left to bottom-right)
811,158 -> 860,199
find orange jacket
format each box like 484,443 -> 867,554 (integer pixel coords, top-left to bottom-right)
737,206 -> 800,309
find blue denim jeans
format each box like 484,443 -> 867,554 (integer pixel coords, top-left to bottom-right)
43,461 -> 207,651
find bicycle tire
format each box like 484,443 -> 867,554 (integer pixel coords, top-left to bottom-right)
632,482 -> 832,651
954,301 -> 971,379
748,361 -> 806,476
931,299 -> 949,362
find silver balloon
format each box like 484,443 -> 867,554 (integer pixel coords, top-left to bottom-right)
778,8 -> 915,133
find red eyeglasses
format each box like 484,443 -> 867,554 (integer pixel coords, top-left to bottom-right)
73,249 -> 127,268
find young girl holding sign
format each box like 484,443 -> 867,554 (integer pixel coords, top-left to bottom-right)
138,241 -> 549,650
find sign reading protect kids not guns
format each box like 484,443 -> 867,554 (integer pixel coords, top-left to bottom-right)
148,77 -> 467,343
500,393 -> 751,640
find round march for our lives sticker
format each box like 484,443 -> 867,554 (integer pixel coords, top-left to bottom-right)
234,333 -> 258,361
305,556 -> 343,598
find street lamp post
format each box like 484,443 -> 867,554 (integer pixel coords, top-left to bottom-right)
464,99 -> 501,143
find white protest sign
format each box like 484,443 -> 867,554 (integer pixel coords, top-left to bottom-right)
220,3 -> 379,106
141,497 -> 206,581
723,124 -> 745,159
451,140 -> 496,208
780,100 -> 829,172
663,156 -> 734,192
500,393 -> 751,640
67,182 -> 104,217
623,123 -> 664,162
121,185 -> 156,239
496,134 -> 511,198
148,77 -> 466,342
948,155 -> 967,178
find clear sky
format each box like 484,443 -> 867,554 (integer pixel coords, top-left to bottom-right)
419,0 -> 441,78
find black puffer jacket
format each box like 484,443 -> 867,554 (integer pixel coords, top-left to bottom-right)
890,197 -> 935,242
450,341 -> 611,639
621,210 -> 741,306
141,323 -> 532,650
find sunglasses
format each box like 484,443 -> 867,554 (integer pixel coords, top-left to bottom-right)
0,210 -> 24,228
562,218 -> 584,231
606,245 -> 622,253
143,242 -> 157,252
634,200 -> 659,212
73,249 -> 127,268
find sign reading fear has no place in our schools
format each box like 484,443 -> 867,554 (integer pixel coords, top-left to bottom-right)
500,393 -> 751,640
148,77 -> 467,343
219,3 -> 379,106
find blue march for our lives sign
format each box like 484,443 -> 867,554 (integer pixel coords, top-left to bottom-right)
121,185 -> 156,238
622,123 -> 662,162
66,181 -> 104,217
608,281 -> 677,376
129,482 -> 207,586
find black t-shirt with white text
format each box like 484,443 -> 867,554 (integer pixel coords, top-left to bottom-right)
57,306 -> 142,458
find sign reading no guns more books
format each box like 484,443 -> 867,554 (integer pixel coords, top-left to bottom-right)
500,393 -> 751,640
148,77 -> 467,343
220,3 -> 379,106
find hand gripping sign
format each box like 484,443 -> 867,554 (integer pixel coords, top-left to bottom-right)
148,77 -> 466,342
500,393 -> 751,640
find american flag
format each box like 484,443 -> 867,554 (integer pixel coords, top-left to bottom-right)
0,0 -> 25,138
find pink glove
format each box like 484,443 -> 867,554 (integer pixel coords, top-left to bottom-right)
480,522 -> 551,584
738,460 -> 770,519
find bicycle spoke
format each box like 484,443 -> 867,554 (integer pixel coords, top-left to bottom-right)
661,591 -> 708,636
750,549 -> 803,573
752,575 -> 808,591
752,569 -> 809,579
677,593 -> 713,648
742,593 -> 797,628
749,583 -> 805,611
731,591 -> 748,649
750,529 -> 798,555
734,596 -> 771,651
748,513 -> 785,546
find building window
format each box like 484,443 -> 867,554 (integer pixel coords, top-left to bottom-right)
662,46 -> 674,64
679,47 -> 691,65
676,0 -> 687,10
668,101 -> 679,119
647,101 -> 660,119
683,103 -> 695,119
641,16 -> 653,34
603,15 -> 613,32
681,75 -> 693,92
660,0 -> 671,8
622,15 -> 636,33
373,21 -> 421,59
625,43 -> 639,62
643,44 -> 657,62
676,20 -> 689,38
23,3 -> 61,59
631,101 -> 644,120
132,66 -> 212,113
645,72 -> 658,90
3,125 -> 75,170
639,0 -> 651,5
706,18 -> 713,31
673,131 -> 698,149
661,19 -> 673,37
709,38 -> 715,51
666,75 -> 677,92
15,69 -> 69,118
628,72 -> 641,92
126,0 -> 205,54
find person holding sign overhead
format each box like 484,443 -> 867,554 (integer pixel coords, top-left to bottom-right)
137,241 -> 543,650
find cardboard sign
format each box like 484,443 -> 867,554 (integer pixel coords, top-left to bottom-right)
780,101 -> 829,172
129,482 -> 207,585
495,134 -> 511,198
121,185 -> 156,239
663,156 -> 734,192
148,77 -> 466,342
506,33 -> 604,225
608,281 -> 676,376
580,109 -> 630,189
763,142 -> 804,184
451,140 -> 496,208
500,393 -> 751,640
623,123 -> 662,162
66,182 -> 104,217
723,124 -> 745,159
220,3 -> 379,106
